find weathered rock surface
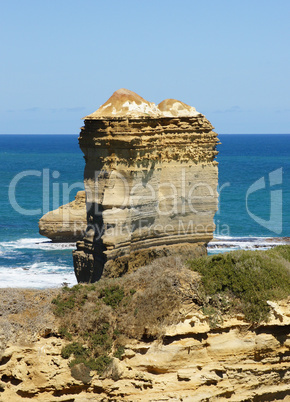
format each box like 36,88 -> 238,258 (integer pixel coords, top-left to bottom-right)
73,89 -> 219,282
1,297 -> 290,401
39,191 -> 87,242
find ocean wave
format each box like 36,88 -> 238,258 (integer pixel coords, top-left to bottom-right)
0,236 -> 289,288
208,236 -> 290,252
0,262 -> 77,289
0,237 -> 77,288
0,238 -> 76,251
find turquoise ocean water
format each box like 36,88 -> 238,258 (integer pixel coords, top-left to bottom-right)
0,134 -> 289,288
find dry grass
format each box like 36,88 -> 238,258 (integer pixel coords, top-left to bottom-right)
0,288 -> 58,353
51,256 -> 202,373
115,256 -> 201,339
54,256 -> 201,340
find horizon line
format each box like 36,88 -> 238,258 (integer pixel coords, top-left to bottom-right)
0,133 -> 290,136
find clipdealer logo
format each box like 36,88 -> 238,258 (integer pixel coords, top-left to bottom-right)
8,167 -> 284,236
246,168 -> 283,235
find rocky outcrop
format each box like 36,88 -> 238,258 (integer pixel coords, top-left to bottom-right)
1,296 -> 290,401
39,191 -> 87,242
73,89 -> 219,282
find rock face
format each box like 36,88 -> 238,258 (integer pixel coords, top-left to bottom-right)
73,89 -> 219,282
39,191 -> 87,242
1,297 -> 290,401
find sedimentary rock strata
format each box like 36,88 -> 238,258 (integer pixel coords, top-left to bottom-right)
1,295 -> 290,401
39,191 -> 86,242
73,89 -> 219,282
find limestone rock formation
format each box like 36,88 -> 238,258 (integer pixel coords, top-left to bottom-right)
39,191 -> 86,242
1,295 -> 290,401
73,89 -> 219,282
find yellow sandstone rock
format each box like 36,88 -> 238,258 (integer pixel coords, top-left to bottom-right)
39,191 -> 86,242
1,297 -> 290,401
73,89 -> 219,282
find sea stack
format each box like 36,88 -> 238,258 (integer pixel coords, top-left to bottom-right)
73,89 -> 219,282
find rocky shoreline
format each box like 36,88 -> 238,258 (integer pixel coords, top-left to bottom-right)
208,237 -> 290,251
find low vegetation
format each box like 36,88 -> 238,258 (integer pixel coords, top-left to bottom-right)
0,288 -> 57,353
188,245 -> 290,323
52,246 -> 290,375
1,247 -> 288,381
52,256 -> 188,375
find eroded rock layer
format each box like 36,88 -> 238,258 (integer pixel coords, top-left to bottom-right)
39,191 -> 87,242
1,296 -> 290,401
73,89 -> 219,282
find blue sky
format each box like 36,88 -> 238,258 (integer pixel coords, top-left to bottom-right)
1,0 -> 289,134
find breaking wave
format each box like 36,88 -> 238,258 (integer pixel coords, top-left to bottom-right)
207,236 -> 290,254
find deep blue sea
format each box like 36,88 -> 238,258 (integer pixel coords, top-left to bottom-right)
0,134 -> 289,288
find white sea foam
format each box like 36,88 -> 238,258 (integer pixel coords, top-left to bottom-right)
207,236 -> 289,253
0,262 -> 77,289
0,236 -> 288,288
0,238 -> 77,288
0,238 -> 76,251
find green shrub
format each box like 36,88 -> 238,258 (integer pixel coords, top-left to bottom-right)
90,331 -> 112,351
58,326 -> 72,340
61,342 -> 88,359
188,247 -> 290,323
99,285 -> 125,309
54,283 -> 128,375
88,355 -> 112,374
69,356 -> 112,375
269,245 -> 290,262
52,294 -> 76,316
114,345 -> 125,360
52,284 -> 87,316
